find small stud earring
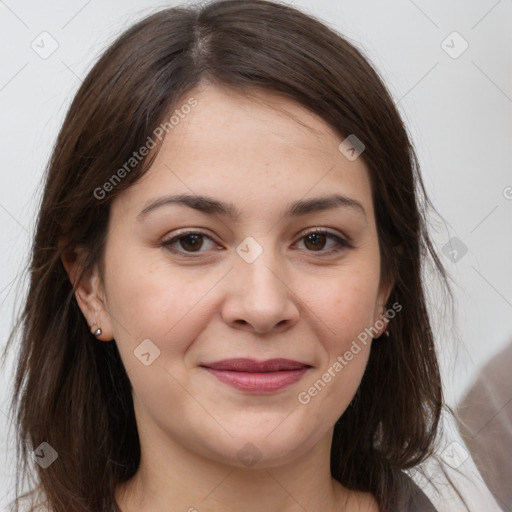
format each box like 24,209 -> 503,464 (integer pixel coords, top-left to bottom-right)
94,327 -> 102,337
384,330 -> 390,337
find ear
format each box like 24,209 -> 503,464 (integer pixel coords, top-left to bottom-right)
372,279 -> 395,338
61,246 -> 114,342
372,241 -> 403,337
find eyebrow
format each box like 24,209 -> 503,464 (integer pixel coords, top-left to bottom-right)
137,193 -> 367,221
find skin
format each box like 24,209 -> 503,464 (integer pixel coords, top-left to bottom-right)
64,82 -> 392,512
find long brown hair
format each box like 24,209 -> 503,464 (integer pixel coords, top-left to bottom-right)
3,0 -> 450,510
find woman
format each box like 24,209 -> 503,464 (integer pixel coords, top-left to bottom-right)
3,0 -> 464,510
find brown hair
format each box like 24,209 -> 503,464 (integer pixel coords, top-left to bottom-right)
3,0 -> 451,510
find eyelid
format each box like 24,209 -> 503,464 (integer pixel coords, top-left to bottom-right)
300,226 -> 351,242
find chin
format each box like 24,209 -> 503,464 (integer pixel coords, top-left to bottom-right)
201,428 -> 322,470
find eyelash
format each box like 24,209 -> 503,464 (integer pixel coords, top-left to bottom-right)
161,228 -> 353,257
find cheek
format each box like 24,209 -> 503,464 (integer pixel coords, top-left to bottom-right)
102,249 -> 214,416
312,270 -> 381,349
102,243 -> 232,376
298,299 -> 374,427
293,272 -> 380,418
103,246 -> 177,335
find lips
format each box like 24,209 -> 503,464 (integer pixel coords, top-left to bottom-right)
201,358 -> 310,372
200,358 -> 311,393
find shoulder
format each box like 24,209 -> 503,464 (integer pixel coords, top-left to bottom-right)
336,476 -> 438,512
345,476 -> 438,512
402,477 -> 438,512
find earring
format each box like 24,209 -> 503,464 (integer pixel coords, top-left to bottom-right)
91,323 -> 102,338
384,330 -> 390,337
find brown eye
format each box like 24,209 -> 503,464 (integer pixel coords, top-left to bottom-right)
303,232 -> 328,251
296,229 -> 352,255
177,234 -> 204,252
162,231 -> 217,255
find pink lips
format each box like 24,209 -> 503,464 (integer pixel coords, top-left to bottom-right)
200,358 -> 311,393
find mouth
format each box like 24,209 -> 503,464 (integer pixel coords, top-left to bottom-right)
200,358 -> 312,393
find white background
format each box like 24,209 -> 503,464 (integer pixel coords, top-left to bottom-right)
0,0 -> 511,508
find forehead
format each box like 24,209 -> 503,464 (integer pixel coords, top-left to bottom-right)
113,84 -> 375,224
168,83 -> 344,160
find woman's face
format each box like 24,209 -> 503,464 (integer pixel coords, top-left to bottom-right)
90,84 -> 391,468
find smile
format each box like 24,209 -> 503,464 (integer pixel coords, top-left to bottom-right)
200,358 -> 312,393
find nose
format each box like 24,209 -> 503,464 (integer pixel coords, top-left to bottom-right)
221,245 -> 300,335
